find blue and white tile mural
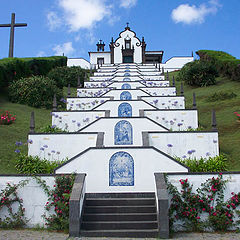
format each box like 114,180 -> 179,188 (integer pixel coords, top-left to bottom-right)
124,73 -> 131,77
118,103 -> 132,117
109,151 -> 134,186
114,120 -> 133,145
121,83 -> 131,89
120,91 -> 132,100
123,77 -> 131,81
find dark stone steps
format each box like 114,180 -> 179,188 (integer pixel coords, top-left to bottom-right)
81,229 -> 159,238
83,212 -> 157,221
85,192 -> 155,198
81,220 -> 158,230
85,198 -> 156,206
84,205 -> 157,214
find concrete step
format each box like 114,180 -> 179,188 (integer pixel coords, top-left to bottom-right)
81,229 -> 159,238
83,213 -> 157,222
85,192 -> 155,198
85,198 -> 156,206
84,205 -> 157,214
81,220 -> 158,230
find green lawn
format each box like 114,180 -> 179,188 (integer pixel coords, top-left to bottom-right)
0,76 -> 240,174
0,87 -> 76,174
170,71 -> 240,170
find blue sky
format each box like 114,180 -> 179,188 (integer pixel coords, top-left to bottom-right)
0,0 -> 239,62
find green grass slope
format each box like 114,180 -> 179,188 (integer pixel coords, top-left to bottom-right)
171,71 -> 240,170
0,77 -> 240,173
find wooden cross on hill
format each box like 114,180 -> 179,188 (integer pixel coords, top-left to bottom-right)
0,13 -> 27,58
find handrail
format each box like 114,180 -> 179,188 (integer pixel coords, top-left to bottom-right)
69,173 -> 86,237
154,173 -> 169,239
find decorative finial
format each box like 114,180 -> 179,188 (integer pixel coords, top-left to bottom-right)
67,84 -> 71,97
29,112 -> 35,134
77,75 -> 81,88
212,109 -> 217,131
126,22 -> 129,27
192,92 -> 197,109
180,82 -> 184,96
166,71 -> 169,81
172,76 -> 175,87
53,94 -> 57,111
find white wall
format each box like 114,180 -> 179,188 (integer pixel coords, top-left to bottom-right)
28,133 -> 98,161
52,111 -> 106,132
141,96 -> 185,109
161,57 -> 194,72
80,118 -> 167,146
84,81 -> 111,88
103,89 -> 149,100
112,76 -> 142,81
77,88 -> 110,97
67,58 -> 90,69
143,75 -> 165,80
94,100 -> 156,117
140,87 -> 177,96
56,148 -> 188,192
89,52 -> 111,65
109,81 -> 146,89
0,176 -> 55,227
66,97 -> 111,110
149,132 -> 219,159
144,110 -> 198,131
114,29 -> 142,63
141,80 -> 169,87
90,76 -> 113,81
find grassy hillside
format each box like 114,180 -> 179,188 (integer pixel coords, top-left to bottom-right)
0,75 -> 240,173
171,71 -> 240,170
0,87 -> 75,174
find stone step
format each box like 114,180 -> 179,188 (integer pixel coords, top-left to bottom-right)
83,213 -> 157,222
84,205 -> 157,214
85,192 -> 155,198
85,198 -> 156,206
80,229 -> 159,238
81,220 -> 158,230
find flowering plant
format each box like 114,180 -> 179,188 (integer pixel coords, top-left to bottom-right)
167,174 -> 240,232
234,112 -> 240,121
43,174 -> 75,230
0,111 -> 16,125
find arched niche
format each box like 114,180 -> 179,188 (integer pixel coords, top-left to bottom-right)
114,120 -> 133,145
118,102 -> 132,117
120,91 -> 132,100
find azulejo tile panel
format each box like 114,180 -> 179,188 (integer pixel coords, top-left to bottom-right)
120,91 -> 132,100
109,151 -> 134,186
114,120 -> 133,145
118,103 -> 132,117
121,83 -> 131,89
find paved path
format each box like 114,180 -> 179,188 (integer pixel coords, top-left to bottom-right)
0,230 -> 240,240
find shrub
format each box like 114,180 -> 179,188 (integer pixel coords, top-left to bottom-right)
0,110 -> 16,125
38,124 -> 66,133
15,153 -> 65,174
176,154 -> 228,172
177,60 -> 218,87
196,50 -> 240,82
8,76 -> 62,109
0,56 -> 67,89
206,91 -> 237,102
167,174 -> 240,232
47,66 -> 88,88
43,175 -> 75,230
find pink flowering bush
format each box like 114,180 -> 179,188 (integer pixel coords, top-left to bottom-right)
0,111 -> 16,125
43,175 -> 75,230
234,112 -> 240,121
167,174 -> 240,232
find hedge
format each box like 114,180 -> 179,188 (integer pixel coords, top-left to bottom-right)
0,56 -> 67,89
196,50 -> 240,81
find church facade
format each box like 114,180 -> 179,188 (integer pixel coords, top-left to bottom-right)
89,24 -> 163,65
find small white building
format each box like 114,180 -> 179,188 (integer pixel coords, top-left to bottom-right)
67,24 -> 194,71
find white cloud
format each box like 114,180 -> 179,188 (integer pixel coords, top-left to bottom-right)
120,0 -> 137,8
58,0 -> 111,31
47,11 -> 62,31
85,31 -> 97,45
53,42 -> 74,56
36,51 -> 46,57
171,0 -> 221,24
